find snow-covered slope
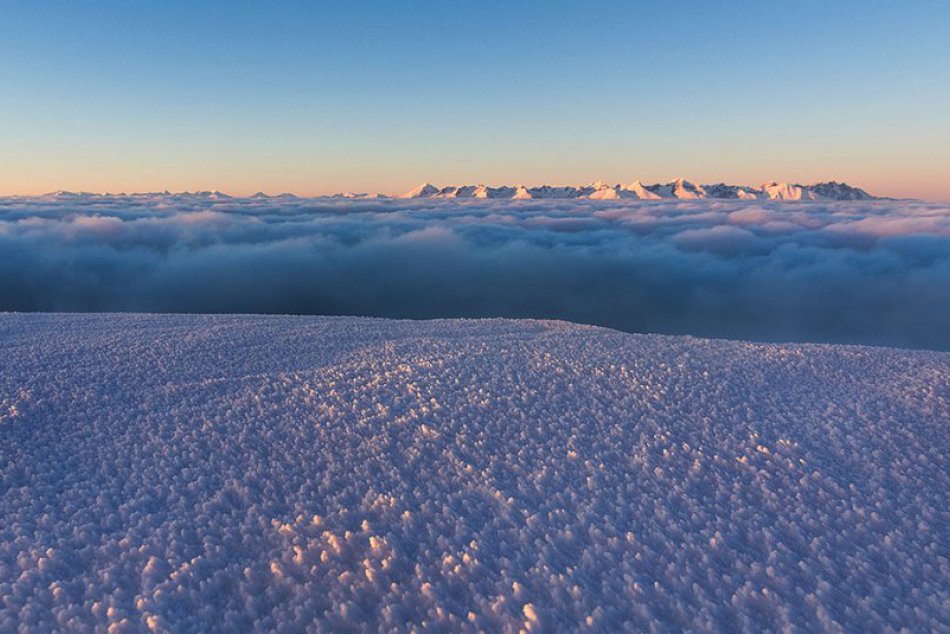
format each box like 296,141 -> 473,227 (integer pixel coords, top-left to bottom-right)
1,313 -> 947,631
398,180 -> 876,200
621,179 -> 663,199
587,181 -> 622,200
399,182 -> 440,199
760,181 -> 817,200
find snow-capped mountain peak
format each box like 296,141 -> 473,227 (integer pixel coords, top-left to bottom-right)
588,182 -> 621,200
671,178 -> 706,199
395,179 -> 879,201
400,182 -> 440,199
621,180 -> 663,199
513,185 -> 533,200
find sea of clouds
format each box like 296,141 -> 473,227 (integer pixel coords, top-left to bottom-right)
2,194 -> 949,349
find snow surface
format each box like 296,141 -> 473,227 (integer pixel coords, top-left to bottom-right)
1,313 -> 949,631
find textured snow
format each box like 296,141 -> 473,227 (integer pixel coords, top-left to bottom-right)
1,313 -> 949,631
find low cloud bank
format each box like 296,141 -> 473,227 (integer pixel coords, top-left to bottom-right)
2,194 -> 950,349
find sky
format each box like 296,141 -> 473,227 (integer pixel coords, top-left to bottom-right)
1,1 -> 948,200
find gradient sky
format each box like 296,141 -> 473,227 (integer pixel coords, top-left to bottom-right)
2,1 -> 948,199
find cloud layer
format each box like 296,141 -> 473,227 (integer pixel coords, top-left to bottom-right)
2,193 -> 950,349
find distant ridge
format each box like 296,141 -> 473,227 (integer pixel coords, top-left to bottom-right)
398,179 -> 876,201
17,180 -> 878,201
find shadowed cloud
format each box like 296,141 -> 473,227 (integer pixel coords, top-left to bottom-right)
1,194 -> 949,350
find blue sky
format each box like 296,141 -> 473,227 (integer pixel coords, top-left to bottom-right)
1,1 -> 948,198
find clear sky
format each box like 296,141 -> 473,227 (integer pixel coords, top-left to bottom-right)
1,1 -> 948,199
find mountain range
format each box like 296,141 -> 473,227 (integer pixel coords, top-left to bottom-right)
396,179 -> 876,201
16,180 -> 877,201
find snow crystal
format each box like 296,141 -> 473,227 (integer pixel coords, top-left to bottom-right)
1,313 -> 948,630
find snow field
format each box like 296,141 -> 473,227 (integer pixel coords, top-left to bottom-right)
1,314 -> 948,631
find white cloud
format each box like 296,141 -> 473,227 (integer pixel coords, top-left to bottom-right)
1,194 -> 949,349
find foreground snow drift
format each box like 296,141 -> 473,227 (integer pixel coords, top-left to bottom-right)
1,314 -> 948,631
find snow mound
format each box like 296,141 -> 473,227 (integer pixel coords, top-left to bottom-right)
1,314 -> 948,631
